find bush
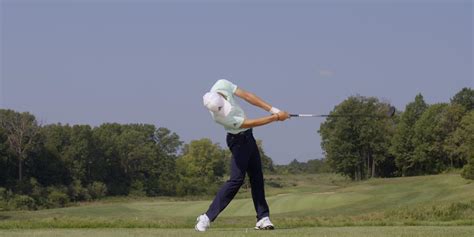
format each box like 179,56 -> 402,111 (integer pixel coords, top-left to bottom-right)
176,177 -> 208,196
129,180 -> 146,197
0,199 -> 7,211
9,195 -> 36,210
0,188 -> 15,211
0,187 -> 7,200
0,188 -> 7,211
47,190 -> 69,208
14,179 -> 33,195
68,180 -> 91,202
88,182 -> 107,199
462,164 -> 474,180
146,175 -> 178,197
266,180 -> 283,188
29,178 -> 47,207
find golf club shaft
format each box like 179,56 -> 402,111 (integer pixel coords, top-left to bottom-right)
290,106 -> 395,118
290,114 -> 322,117
290,114 -> 360,118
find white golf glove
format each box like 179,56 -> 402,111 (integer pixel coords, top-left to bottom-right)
270,107 -> 281,114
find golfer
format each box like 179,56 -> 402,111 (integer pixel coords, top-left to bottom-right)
196,79 -> 289,232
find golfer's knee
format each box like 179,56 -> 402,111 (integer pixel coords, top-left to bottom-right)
227,178 -> 244,187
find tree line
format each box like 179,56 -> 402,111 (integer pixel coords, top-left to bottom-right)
319,88 -> 473,181
1,87 -> 472,210
0,110 -> 291,210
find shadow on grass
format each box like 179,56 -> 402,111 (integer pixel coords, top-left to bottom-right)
0,215 -> 11,221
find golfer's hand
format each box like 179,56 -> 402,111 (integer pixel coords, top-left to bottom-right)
277,111 -> 290,121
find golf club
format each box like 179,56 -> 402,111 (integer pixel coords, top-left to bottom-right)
290,106 -> 396,118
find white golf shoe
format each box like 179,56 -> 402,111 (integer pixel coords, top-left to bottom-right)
254,216 -> 275,230
195,214 -> 210,232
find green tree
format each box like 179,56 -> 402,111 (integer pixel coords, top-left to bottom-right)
306,158 -> 331,174
38,124 -> 98,186
390,94 -> 428,176
92,123 -> 123,192
412,103 -> 455,174
223,149 -> 232,175
115,124 -> 156,178
451,87 -> 473,111
92,123 -> 182,196
0,127 -> 7,161
66,125 -> 97,184
256,140 -> 275,173
450,111 -> 474,179
153,127 -> 182,156
319,96 -> 395,180
34,124 -> 72,186
146,127 -> 182,196
93,123 -> 160,195
0,126 -> 11,187
442,104 -> 468,168
0,110 -> 40,181
286,159 -> 304,174
176,139 -> 225,195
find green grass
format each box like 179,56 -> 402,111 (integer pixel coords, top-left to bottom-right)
1,227 -> 474,237
0,173 -> 473,229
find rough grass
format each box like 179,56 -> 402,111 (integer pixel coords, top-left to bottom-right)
0,173 -> 473,229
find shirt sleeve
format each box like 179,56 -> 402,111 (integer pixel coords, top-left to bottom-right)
211,79 -> 238,96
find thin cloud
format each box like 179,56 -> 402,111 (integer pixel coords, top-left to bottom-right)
319,69 -> 334,77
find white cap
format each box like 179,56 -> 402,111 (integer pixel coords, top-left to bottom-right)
203,92 -> 232,117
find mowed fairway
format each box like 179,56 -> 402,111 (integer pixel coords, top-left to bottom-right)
1,227 -> 474,237
1,174 -> 473,236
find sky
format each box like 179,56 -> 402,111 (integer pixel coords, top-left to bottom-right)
1,0 -> 473,164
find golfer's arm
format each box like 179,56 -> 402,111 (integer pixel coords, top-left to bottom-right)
235,88 -> 272,112
240,114 -> 279,129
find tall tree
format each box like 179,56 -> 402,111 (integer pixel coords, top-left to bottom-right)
390,94 -> 428,176
319,96 -> 395,180
67,125 -> 97,184
92,123 -> 129,195
0,127 -> 8,162
441,104 -> 467,168
176,139 -> 225,195
115,124 -> 156,177
35,124 -> 72,186
146,127 -> 182,196
451,87 -> 473,111
412,103 -> 454,174
0,127 -> 10,186
92,123 -> 161,195
0,110 -> 39,181
457,111 -> 474,179
38,124 -> 98,186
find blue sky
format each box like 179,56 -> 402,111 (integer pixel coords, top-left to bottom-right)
1,0 -> 472,164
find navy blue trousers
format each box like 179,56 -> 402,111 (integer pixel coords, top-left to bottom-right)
206,129 -> 270,221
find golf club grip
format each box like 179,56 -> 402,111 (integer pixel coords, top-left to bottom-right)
290,114 -> 299,117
